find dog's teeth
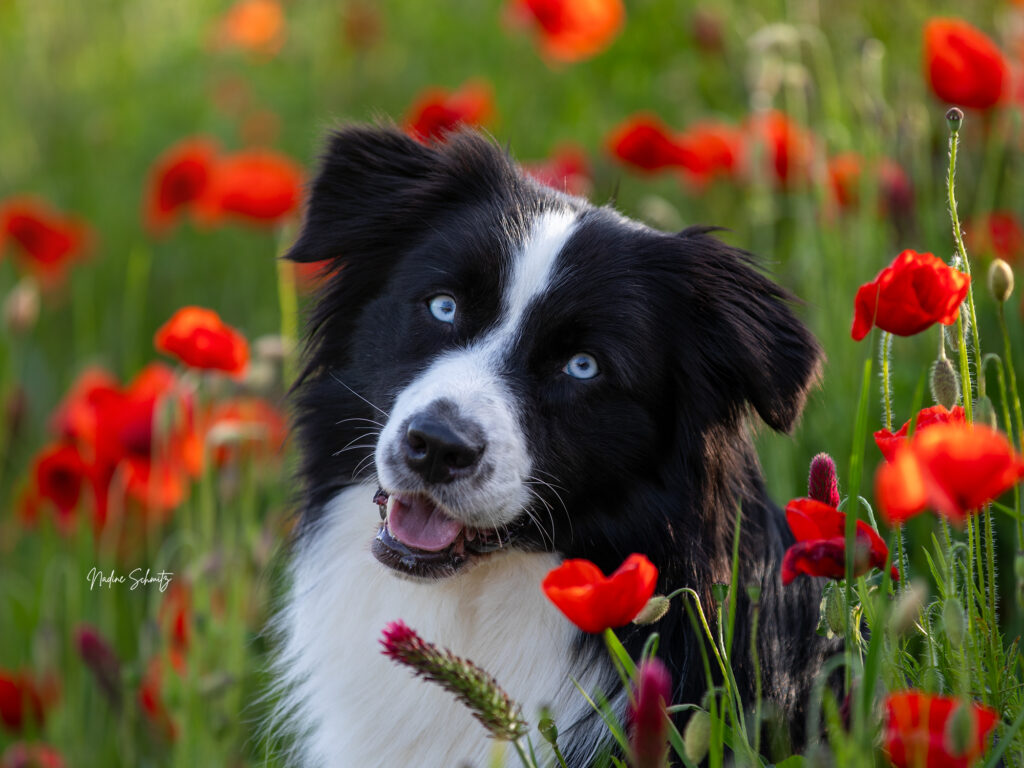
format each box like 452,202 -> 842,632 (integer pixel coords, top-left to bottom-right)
465,528 -> 477,541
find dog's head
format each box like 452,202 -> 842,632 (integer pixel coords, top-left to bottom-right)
288,126 -> 821,579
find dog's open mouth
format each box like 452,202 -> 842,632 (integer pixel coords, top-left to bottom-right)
371,488 -> 512,579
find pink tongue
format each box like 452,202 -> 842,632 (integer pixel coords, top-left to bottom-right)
388,495 -> 464,552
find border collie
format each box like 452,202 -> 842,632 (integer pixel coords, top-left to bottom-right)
275,125 -> 834,767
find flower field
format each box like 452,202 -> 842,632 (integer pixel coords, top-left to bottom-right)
3,0 -> 1024,766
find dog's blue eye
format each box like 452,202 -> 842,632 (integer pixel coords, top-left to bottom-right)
428,294 -> 457,324
563,353 -> 599,380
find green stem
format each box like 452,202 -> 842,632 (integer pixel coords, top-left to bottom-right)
881,331 -> 893,432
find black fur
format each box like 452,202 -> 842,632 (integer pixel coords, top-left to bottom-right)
286,124 -> 836,762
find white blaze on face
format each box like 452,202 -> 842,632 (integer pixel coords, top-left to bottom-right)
375,208 -> 579,528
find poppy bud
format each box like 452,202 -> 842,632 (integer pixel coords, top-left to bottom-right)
537,707 -> 558,745
944,701 -> 975,758
746,584 -> 761,605
633,595 -> 671,625
987,258 -> 1014,303
683,710 -> 711,764
3,279 -> 39,335
824,584 -> 847,637
975,396 -> 998,430
929,357 -> 960,410
946,107 -> 963,135
889,580 -> 927,636
921,666 -> 944,693
711,583 -> 729,607
942,597 -> 966,648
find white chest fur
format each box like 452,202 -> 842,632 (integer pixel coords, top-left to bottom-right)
274,484 -> 611,767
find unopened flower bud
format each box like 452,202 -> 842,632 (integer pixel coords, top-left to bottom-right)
537,707 -> 558,745
944,702 -> 976,758
630,659 -> 672,768
711,583 -> 729,607
942,597 -> 966,648
683,710 -> 711,764
633,595 -> 671,625
975,396 -> 998,430
808,452 -> 841,507
824,585 -> 847,637
921,666 -> 944,693
3,278 -> 40,335
889,580 -> 927,636
946,107 -> 964,135
988,258 -> 1014,303
746,584 -> 762,605
930,357 -> 960,410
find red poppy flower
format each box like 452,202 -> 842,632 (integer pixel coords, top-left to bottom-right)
155,306 -> 250,375
0,743 -> 66,768
406,81 -> 495,143
509,0 -> 624,63
629,658 -> 672,768
197,150 -> 303,226
924,19 -> 1008,110
542,553 -> 658,633
883,691 -> 998,768
743,110 -> 814,187
851,250 -> 970,341
676,122 -> 743,186
159,583 -> 191,675
877,422 -> 1024,524
781,498 -> 894,585
204,397 -> 287,465
30,442 -> 87,528
828,153 -> 912,216
967,212 -> 1024,262
213,0 -> 286,56
524,144 -> 592,197
874,405 -> 966,461
0,671 -> 51,733
144,137 -> 218,236
50,367 -> 120,449
0,197 -> 90,286
138,659 -> 177,742
607,115 -> 692,173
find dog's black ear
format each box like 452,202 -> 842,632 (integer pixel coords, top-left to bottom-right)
677,227 -> 822,433
286,125 -> 440,264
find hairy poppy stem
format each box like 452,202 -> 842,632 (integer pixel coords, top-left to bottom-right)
880,331 -> 893,432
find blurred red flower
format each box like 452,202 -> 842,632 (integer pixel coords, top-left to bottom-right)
204,396 -> 287,465
0,743 -> 65,768
138,659 -> 177,742
46,364 -> 202,529
827,153 -> 912,216
924,19 -> 1007,110
144,137 -> 218,236
198,150 -> 303,226
883,691 -> 998,768
676,121 -> 743,186
30,443 -> 87,528
509,0 -> 624,62
75,625 -> 122,710
155,306 -> 250,375
743,110 -> 814,187
159,583 -> 192,675
874,405 -> 966,462
0,197 -> 90,287
607,115 -> 691,172
214,0 -> 286,56
542,553 -> 658,633
629,658 -> 672,768
877,422 -> 1024,524
781,498 -> 894,585
851,250 -> 970,341
524,144 -> 592,196
967,211 -> 1024,262
406,81 -> 495,143
0,671 -> 55,733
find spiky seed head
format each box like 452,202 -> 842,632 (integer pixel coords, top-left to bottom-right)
633,595 -> 671,625
824,584 -> 847,637
988,258 -> 1014,304
930,357 -> 960,410
808,452 -> 841,507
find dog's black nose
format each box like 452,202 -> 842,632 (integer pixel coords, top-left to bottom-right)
403,413 -> 484,484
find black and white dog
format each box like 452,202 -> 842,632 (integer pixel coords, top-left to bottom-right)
275,125 -> 834,767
